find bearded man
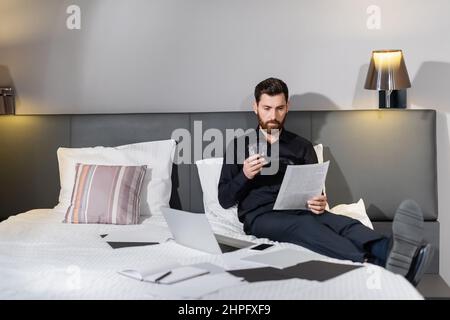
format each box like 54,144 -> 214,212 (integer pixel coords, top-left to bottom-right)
218,77 -> 432,286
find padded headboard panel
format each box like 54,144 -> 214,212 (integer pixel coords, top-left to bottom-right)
0,110 -> 439,272
0,110 -> 437,219
188,110 -> 438,222
312,110 -> 438,221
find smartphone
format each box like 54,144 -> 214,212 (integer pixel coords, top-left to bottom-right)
250,243 -> 274,251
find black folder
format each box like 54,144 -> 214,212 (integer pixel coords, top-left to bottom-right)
106,241 -> 159,249
100,234 -> 159,249
228,260 -> 361,283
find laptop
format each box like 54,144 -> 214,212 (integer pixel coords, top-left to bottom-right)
161,207 -> 223,254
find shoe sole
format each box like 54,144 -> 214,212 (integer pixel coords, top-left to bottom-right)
411,244 -> 434,286
386,200 -> 424,276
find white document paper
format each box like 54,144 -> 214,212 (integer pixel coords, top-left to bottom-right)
103,225 -> 171,243
118,263 -> 180,282
190,262 -> 226,274
241,248 -> 317,269
119,264 -> 210,284
273,161 -> 330,210
150,273 -> 245,299
155,266 -> 210,284
220,254 -> 268,271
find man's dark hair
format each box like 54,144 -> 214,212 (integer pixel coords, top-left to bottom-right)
254,77 -> 289,104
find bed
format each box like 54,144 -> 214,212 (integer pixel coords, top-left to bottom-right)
0,110 -> 438,299
0,208 -> 422,299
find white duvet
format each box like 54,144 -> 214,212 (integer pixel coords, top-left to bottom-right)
0,209 -> 422,300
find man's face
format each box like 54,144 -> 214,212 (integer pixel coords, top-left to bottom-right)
253,93 -> 289,133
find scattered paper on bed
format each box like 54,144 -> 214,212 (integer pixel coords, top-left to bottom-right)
119,263 -> 181,282
102,225 -> 172,243
220,254 -> 268,270
273,161 -> 330,210
149,273 -> 245,299
241,248 -> 317,269
190,262 -> 227,274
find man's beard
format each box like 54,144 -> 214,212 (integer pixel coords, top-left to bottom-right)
257,115 -> 285,134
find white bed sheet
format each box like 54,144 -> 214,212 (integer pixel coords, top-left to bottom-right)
0,209 -> 423,300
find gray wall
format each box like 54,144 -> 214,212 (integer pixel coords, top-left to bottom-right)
0,0 -> 449,284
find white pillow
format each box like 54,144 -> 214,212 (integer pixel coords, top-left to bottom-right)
313,143 -> 323,164
313,143 -> 325,194
313,144 -> 373,229
55,139 -> 176,218
195,144 -> 325,235
329,199 -> 374,230
195,157 -> 243,234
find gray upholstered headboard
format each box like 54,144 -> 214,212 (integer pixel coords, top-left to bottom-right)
0,110 -> 439,272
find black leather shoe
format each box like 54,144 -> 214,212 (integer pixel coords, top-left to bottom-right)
386,200 -> 424,276
405,243 -> 434,287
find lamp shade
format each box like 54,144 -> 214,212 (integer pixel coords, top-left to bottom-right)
0,88 -> 15,115
364,50 -> 411,90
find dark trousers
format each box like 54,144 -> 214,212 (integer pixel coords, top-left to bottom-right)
248,210 -> 388,263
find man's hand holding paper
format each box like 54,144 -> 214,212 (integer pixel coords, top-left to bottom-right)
273,161 -> 330,212
307,194 -> 328,215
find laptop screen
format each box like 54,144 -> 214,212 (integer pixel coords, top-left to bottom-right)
161,207 -> 222,254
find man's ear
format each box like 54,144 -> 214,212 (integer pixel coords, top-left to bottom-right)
253,101 -> 258,114
286,101 -> 290,113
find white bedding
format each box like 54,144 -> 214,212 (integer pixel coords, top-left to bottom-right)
0,209 -> 423,300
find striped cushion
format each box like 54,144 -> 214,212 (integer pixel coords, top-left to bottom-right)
64,164 -> 147,224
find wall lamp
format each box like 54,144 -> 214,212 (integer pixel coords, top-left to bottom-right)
0,88 -> 15,114
364,50 -> 411,108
